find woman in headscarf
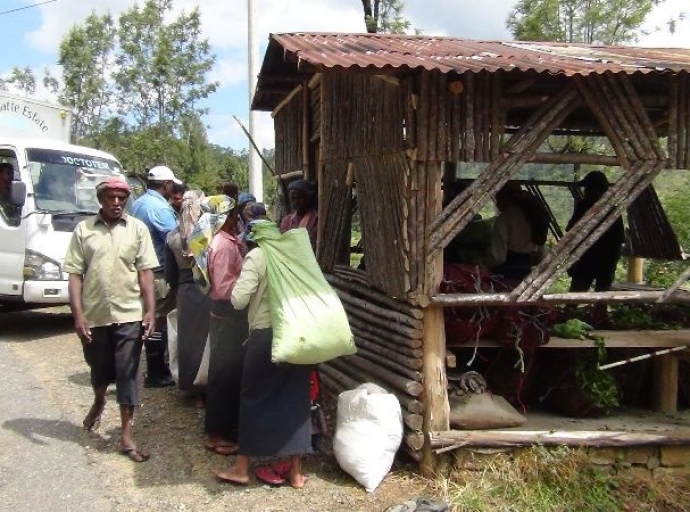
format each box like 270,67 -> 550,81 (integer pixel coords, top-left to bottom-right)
188,194 -> 248,455
165,190 -> 209,404
215,219 -> 311,488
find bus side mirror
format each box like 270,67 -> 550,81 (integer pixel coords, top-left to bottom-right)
10,180 -> 26,207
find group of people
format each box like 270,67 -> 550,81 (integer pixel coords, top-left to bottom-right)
64,166 -> 319,487
444,170 -> 624,292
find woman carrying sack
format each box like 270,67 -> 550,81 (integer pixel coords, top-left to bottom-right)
215,219 -> 311,488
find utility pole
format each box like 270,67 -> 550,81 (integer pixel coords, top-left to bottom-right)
247,0 -> 263,200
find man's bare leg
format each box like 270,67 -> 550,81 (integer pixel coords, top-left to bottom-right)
83,385 -> 107,431
118,405 -> 149,462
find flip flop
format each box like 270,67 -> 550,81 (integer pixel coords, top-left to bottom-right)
205,444 -> 238,456
119,447 -> 150,463
271,460 -> 292,479
215,471 -> 249,486
255,466 -> 286,486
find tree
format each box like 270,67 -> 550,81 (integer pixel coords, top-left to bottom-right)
55,13 -> 116,142
113,0 -> 217,135
507,0 -> 664,44
0,66 -> 37,96
360,0 -> 411,34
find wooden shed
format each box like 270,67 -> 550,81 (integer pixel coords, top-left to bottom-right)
252,33 -> 690,472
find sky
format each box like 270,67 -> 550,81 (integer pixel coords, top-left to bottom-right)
0,0 -> 688,152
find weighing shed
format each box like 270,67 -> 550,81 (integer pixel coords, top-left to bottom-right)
252,33 -> 690,472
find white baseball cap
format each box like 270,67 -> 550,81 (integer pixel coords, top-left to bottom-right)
147,165 -> 182,184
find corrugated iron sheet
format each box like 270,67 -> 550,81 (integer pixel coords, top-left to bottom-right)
271,32 -> 690,75
253,32 -> 690,110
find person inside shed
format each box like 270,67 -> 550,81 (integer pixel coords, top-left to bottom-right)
566,170 -> 625,292
280,179 -> 317,250
482,181 -> 550,281
443,180 -> 492,266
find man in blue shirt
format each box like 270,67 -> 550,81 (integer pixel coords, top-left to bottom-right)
131,165 -> 182,388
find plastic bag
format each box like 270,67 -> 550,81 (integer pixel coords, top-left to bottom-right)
166,309 -> 179,383
333,383 -> 403,492
193,339 -> 210,386
251,221 -> 356,364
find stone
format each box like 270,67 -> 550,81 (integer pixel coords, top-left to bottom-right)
660,446 -> 690,468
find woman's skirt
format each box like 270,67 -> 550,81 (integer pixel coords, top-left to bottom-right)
204,303 -> 248,440
176,282 -> 211,393
238,328 -> 312,457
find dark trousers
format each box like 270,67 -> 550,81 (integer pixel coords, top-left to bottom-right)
82,322 -> 143,406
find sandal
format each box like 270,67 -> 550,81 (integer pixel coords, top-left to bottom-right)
205,444 -> 238,456
271,460 -> 292,479
255,466 -> 286,486
119,446 -> 150,463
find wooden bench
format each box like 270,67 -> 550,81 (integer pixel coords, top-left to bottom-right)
448,329 -> 690,414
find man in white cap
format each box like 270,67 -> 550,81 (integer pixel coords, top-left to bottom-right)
131,165 -> 182,387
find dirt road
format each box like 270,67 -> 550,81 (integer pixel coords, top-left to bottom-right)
0,307 -> 427,512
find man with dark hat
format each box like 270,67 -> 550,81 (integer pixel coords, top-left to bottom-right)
566,171 -> 625,292
64,178 -> 159,462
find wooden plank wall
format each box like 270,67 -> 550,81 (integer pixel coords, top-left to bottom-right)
322,267 -> 427,462
668,71 -> 690,169
321,73 -> 406,160
412,69 -> 503,163
273,91 -> 303,175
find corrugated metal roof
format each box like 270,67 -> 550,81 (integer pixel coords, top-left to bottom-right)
272,32 -> 690,74
253,32 -> 690,110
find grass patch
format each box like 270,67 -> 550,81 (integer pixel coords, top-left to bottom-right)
424,446 -> 690,512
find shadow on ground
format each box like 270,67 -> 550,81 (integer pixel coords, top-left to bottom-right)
0,308 -> 73,343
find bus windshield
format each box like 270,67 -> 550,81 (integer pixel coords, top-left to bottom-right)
27,148 -> 125,214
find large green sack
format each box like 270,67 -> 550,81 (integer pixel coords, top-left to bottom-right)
251,221 -> 356,364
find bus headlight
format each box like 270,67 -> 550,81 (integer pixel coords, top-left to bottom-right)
23,251 -> 62,281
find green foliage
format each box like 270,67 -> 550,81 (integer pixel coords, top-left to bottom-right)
56,13 -> 116,141
507,0 -> 663,44
0,66 -> 37,95
574,335 -> 620,410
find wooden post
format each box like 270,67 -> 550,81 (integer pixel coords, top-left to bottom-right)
421,161 -> 448,475
421,305 -> 449,475
627,257 -> 645,284
653,354 -> 678,414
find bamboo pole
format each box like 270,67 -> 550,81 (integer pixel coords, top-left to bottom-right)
431,289 -> 690,307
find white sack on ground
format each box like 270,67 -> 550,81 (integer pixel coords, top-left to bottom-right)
333,383 -> 403,492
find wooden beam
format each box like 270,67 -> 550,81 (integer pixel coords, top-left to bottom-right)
421,305 -> 449,476
653,354 -> 679,414
271,84 -> 303,118
429,429 -> 690,449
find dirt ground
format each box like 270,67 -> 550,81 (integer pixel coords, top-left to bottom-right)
3,308 -> 432,512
